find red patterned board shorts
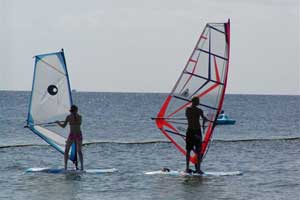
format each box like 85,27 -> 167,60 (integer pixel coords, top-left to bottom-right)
67,132 -> 82,142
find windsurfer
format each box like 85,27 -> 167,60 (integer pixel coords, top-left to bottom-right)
218,110 -> 227,119
161,167 -> 170,172
57,105 -> 84,170
185,97 -> 207,174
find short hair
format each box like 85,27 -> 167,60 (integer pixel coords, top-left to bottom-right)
191,97 -> 199,105
70,105 -> 78,112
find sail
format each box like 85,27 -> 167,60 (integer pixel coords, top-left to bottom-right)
155,20 -> 230,164
26,49 -> 77,163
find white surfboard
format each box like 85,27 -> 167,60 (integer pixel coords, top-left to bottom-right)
26,167 -> 118,174
144,169 -> 242,177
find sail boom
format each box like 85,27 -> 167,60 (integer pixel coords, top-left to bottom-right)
165,129 -> 186,138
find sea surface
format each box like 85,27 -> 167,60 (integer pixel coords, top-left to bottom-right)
0,91 -> 299,200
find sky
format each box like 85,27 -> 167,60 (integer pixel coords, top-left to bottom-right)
0,0 -> 299,95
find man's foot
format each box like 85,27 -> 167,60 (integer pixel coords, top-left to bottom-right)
185,168 -> 193,174
195,169 -> 204,174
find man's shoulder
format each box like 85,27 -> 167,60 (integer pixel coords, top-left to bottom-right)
196,107 -> 203,111
186,106 -> 193,113
187,106 -> 202,111
194,107 -> 203,114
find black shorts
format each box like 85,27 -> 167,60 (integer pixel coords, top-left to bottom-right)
186,129 -> 202,152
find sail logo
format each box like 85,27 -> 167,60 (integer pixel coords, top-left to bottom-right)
47,85 -> 58,95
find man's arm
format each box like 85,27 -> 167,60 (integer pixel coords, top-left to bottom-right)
79,115 -> 82,125
200,110 -> 208,124
199,110 -> 207,132
185,108 -> 189,118
56,116 -> 68,128
198,109 -> 206,120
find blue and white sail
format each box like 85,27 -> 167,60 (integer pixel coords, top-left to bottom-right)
26,49 -> 77,163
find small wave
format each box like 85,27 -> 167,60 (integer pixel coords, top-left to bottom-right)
83,140 -> 171,145
213,137 -> 300,143
83,137 -> 300,145
0,140 -> 171,149
0,144 -> 45,149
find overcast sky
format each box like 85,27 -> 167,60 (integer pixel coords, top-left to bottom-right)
0,0 -> 299,95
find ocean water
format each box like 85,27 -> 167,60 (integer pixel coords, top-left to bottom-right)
0,91 -> 299,200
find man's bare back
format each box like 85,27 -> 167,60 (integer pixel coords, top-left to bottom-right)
185,97 -> 207,173
66,114 -> 82,134
57,113 -> 82,134
186,107 -> 203,130
56,105 -> 84,170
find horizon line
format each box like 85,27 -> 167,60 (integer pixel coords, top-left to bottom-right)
0,89 -> 299,96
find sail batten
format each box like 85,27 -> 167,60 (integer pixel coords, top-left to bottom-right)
183,71 -> 225,85
155,20 -> 231,164
198,48 -> 229,60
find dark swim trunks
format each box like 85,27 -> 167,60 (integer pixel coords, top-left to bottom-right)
67,132 -> 82,142
186,129 -> 202,152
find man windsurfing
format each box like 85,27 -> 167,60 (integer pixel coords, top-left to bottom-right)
185,97 -> 207,174
57,105 -> 84,170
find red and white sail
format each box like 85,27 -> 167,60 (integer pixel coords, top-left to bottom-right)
155,20 -> 231,164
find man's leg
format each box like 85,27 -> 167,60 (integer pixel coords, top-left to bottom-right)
64,141 -> 71,170
186,149 -> 191,172
195,141 -> 203,173
77,140 -> 84,170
